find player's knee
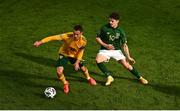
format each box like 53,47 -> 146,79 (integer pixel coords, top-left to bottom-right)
81,66 -> 85,70
81,66 -> 87,72
123,65 -> 128,70
96,57 -> 102,63
57,67 -> 63,75
124,63 -> 132,70
96,57 -> 99,63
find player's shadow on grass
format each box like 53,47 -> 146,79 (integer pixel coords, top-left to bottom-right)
0,69 -> 74,96
0,69 -> 57,86
0,69 -> 67,99
14,52 -> 137,85
0,69 -> 54,80
91,71 -> 180,97
89,71 -> 138,85
0,69 -> 61,95
14,52 -> 56,67
14,52 -> 94,84
148,83 -> 180,97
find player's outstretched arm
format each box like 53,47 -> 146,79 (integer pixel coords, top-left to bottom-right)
33,34 -> 64,47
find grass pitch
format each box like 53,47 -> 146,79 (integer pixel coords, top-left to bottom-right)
0,0 -> 180,109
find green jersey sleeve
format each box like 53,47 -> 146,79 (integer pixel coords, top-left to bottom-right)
97,26 -> 105,38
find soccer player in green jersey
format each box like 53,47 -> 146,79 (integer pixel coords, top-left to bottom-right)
96,12 -> 148,86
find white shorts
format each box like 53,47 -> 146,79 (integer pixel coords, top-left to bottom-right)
98,50 -> 126,61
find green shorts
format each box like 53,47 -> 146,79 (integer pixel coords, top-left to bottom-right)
55,54 -> 84,68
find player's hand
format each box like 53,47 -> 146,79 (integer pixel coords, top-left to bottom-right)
106,44 -> 115,50
34,41 -> 43,47
74,62 -> 80,71
127,57 -> 136,64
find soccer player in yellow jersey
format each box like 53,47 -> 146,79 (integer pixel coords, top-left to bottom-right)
34,25 -> 97,94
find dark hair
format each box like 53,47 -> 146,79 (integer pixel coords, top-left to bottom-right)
74,25 -> 83,32
109,12 -> 120,20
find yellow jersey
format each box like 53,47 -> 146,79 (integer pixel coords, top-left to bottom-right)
41,32 -> 87,60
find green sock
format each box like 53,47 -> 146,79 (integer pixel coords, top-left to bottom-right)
96,62 -> 111,76
129,67 -> 141,79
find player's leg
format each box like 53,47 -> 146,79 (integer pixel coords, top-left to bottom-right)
96,54 -> 111,76
119,59 -> 148,84
80,65 -> 97,85
96,52 -> 114,86
68,57 -> 97,85
56,55 -> 69,93
57,67 -> 67,84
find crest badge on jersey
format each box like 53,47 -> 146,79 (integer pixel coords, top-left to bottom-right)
59,55 -> 63,59
116,33 -> 120,38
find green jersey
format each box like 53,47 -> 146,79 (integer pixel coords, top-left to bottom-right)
97,24 -> 127,50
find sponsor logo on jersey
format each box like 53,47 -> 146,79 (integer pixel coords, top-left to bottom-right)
109,33 -> 120,41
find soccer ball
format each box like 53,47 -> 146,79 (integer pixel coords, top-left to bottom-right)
44,87 -> 56,98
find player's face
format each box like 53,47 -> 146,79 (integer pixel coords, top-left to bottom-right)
109,18 -> 119,28
73,30 -> 82,40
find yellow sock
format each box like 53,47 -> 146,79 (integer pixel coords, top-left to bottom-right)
83,67 -> 90,80
58,73 -> 68,84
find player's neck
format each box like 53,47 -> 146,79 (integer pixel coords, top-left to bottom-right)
112,24 -> 118,28
74,37 -> 81,41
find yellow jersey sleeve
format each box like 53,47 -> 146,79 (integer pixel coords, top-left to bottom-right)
41,32 -> 72,43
